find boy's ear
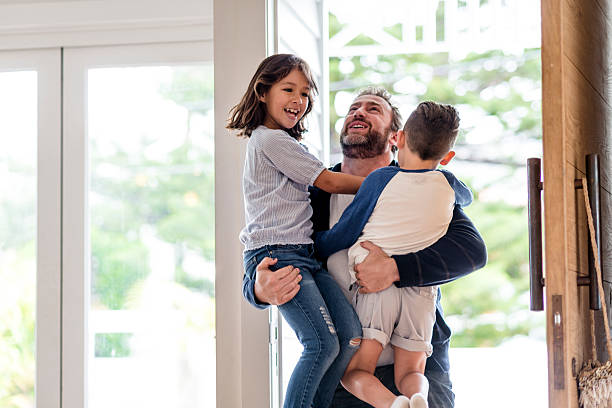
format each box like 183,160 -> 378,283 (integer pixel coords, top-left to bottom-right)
393,130 -> 404,149
439,151 -> 455,166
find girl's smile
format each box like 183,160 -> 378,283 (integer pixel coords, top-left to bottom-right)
260,68 -> 311,131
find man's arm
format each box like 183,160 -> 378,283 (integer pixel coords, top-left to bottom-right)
242,257 -> 302,308
355,206 -> 487,293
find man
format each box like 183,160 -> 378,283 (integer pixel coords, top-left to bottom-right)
242,87 -> 487,408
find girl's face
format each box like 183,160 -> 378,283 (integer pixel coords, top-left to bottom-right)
260,68 -> 311,131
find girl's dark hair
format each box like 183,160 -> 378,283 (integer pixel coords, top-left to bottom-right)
227,54 -> 318,140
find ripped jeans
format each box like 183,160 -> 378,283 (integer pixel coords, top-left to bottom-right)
244,244 -> 362,408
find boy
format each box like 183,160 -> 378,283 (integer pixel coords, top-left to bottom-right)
315,101 -> 473,408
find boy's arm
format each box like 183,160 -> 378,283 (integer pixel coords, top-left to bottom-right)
356,206 -> 486,292
314,168 -> 393,258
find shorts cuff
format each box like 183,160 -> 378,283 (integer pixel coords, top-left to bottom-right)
390,335 -> 433,357
362,328 -> 390,347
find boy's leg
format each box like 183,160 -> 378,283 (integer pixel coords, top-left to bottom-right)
341,286 -> 409,408
390,286 -> 437,408
330,364 -> 398,407
341,339 -> 399,408
392,347 -> 428,400
313,268 -> 362,408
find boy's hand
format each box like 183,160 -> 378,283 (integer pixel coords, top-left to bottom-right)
354,241 -> 399,293
253,257 -> 302,305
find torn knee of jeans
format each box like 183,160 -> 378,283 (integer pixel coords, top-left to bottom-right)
349,337 -> 361,348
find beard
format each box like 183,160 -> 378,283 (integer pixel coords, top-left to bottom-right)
340,124 -> 390,159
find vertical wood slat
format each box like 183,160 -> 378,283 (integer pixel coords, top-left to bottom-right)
541,0 -> 567,403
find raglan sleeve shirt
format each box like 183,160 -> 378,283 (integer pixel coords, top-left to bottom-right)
314,167 -> 398,258
392,170 -> 485,287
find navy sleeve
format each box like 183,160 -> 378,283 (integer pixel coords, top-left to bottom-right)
314,167 -> 397,258
439,169 -> 473,207
391,205 -> 487,287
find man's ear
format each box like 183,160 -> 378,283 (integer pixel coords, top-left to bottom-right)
439,151 -> 455,166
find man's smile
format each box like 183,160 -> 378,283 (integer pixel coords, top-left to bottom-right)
347,119 -> 370,131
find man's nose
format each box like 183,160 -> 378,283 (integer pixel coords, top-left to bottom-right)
353,107 -> 365,117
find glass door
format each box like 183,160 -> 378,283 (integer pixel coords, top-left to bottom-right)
0,49 -> 61,408
62,42 -> 215,408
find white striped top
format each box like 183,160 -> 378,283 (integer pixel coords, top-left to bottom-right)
239,126 -> 326,250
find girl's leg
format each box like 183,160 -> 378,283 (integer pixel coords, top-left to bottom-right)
278,267 -> 340,408
341,339 -> 400,408
393,347 -> 429,407
312,268 -> 362,408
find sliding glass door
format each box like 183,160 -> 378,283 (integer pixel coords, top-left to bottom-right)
62,42 -> 215,408
0,42 -> 215,408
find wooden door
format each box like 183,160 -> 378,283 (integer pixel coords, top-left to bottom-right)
541,0 -> 612,406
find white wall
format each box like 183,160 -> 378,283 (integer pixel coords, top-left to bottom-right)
213,2 -> 271,407
0,0 -> 212,50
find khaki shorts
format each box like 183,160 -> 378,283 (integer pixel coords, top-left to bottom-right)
353,284 -> 437,356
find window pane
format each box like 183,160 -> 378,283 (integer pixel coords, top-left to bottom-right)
87,65 -> 215,408
0,71 -> 37,407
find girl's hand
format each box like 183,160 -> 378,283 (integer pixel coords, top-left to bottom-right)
253,257 -> 302,305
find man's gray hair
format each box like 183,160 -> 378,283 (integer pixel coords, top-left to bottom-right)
356,86 -> 403,132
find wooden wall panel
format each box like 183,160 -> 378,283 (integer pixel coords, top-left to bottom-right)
543,0 -> 612,405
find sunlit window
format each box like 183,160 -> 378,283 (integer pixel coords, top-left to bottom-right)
87,65 -> 215,408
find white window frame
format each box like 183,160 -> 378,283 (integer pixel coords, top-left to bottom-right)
0,48 -> 62,408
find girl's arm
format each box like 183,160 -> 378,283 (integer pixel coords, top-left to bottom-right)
313,169 -> 364,194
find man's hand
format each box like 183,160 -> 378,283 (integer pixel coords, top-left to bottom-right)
354,241 -> 399,294
253,257 -> 302,305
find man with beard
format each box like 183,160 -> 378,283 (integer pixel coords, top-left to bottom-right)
242,87 -> 487,408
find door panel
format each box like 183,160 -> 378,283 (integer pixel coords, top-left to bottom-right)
542,0 -> 612,406
62,42 -> 215,408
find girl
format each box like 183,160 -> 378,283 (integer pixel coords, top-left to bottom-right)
227,54 -> 363,408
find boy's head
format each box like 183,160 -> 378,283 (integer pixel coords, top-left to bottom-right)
401,101 -> 460,163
